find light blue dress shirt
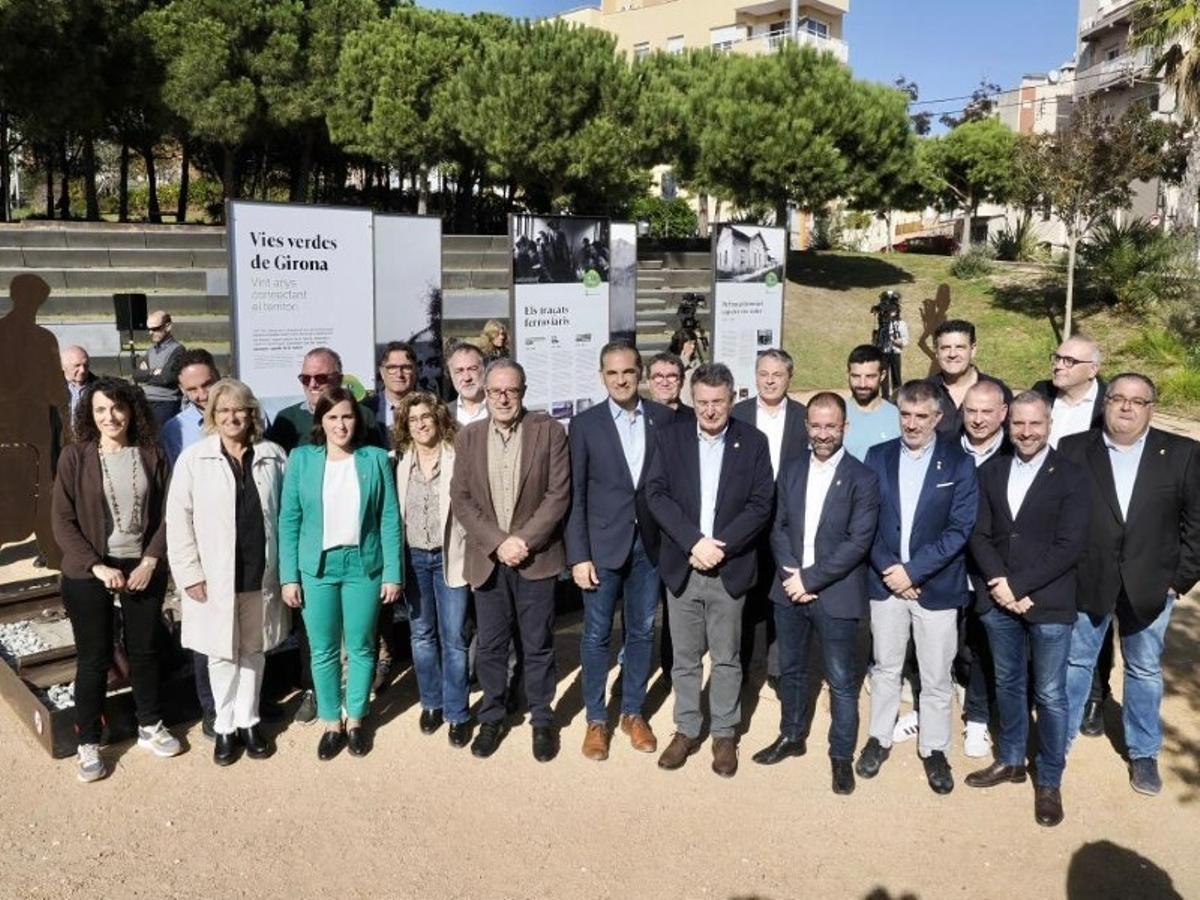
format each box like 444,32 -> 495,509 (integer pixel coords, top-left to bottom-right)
844,400 -> 901,461
1104,430 -> 1148,520
697,425 -> 728,539
898,438 -> 936,563
608,397 -> 645,485
67,381 -> 86,422
161,404 -> 206,466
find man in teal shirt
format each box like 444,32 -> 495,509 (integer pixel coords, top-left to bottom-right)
843,345 -> 900,461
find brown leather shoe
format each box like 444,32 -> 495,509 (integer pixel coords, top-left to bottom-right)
712,737 -> 739,778
620,714 -> 658,753
582,722 -> 610,761
965,761 -> 1027,789
657,733 -> 701,770
1034,785 -> 1064,827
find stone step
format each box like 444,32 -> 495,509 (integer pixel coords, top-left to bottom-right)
441,289 -> 508,320
444,269 -> 509,291
442,249 -> 511,271
637,259 -> 664,270
0,224 -> 226,250
0,267 -> 208,291
0,247 -> 228,269
657,269 -> 712,289
443,234 -> 508,253
0,291 -> 228,318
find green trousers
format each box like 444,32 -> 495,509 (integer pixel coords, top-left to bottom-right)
300,546 -> 381,722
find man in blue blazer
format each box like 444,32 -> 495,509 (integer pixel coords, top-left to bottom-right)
646,363 -> 775,777
731,348 -> 808,686
566,342 -> 674,761
965,391 -> 1091,828
856,379 -> 978,795
751,392 -> 880,796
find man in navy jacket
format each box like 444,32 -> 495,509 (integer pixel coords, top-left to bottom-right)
966,391 -> 1091,827
752,392 -> 880,795
856,379 -> 978,795
646,363 -> 775,777
566,341 -> 674,761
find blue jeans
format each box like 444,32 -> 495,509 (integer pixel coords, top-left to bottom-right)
1066,595 -> 1175,759
405,547 -> 471,725
580,534 -> 660,723
981,609 -> 1072,788
774,601 -> 860,759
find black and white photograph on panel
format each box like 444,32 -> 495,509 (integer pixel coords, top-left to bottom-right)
512,215 -> 610,285
608,222 -> 638,344
714,223 -> 786,284
374,214 -> 444,395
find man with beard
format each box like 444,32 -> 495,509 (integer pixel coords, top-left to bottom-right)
844,345 -> 900,461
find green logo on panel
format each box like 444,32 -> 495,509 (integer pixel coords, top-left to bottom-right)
583,269 -> 601,289
344,375 -> 367,400
765,271 -> 779,289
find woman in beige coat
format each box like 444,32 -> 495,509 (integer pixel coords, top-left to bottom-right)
166,378 -> 289,766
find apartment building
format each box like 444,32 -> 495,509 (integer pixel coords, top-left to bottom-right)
995,63 -> 1076,136
559,0 -> 849,63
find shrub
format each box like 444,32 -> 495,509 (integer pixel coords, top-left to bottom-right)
629,195 -> 698,239
1079,216 -> 1193,313
950,244 -> 995,279
990,218 -> 1039,261
810,211 -> 844,251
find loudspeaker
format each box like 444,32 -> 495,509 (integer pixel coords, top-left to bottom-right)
113,293 -> 148,332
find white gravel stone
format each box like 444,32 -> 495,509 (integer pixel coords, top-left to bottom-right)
0,621 -> 50,664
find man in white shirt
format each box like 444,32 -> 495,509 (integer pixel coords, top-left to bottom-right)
447,342 -> 489,426
751,393 -> 880,795
1032,336 -> 1105,450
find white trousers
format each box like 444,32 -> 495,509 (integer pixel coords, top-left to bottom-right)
207,590 -> 266,735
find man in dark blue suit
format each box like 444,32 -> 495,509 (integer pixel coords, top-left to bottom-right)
751,393 -> 880,795
965,391 -> 1091,828
566,341 -> 674,762
856,379 -> 978,795
646,363 -> 775,777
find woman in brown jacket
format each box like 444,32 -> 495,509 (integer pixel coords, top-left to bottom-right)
51,377 -> 182,783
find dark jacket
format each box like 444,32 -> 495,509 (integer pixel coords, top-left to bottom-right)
565,398 -> 674,570
1057,427 -> 1200,624
731,396 -> 809,469
645,417 -> 775,597
969,448 -> 1091,624
769,451 -> 880,619
864,436 -> 978,610
933,370 -> 1012,435
1030,377 -> 1106,432
51,440 -> 170,580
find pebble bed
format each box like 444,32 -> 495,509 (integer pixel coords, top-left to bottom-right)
0,621 -> 76,709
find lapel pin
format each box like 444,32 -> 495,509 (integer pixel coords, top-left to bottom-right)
734,442 -> 740,449
1160,448 -> 1166,456
936,460 -> 943,471
835,479 -> 842,486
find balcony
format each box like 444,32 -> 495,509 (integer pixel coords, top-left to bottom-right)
737,0 -> 849,14
1079,0 -> 1136,42
729,29 -> 849,62
1078,46 -> 1153,94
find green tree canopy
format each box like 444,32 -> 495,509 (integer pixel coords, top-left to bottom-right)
922,117 -> 1017,252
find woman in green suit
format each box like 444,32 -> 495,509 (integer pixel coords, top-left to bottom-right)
279,386 -> 402,759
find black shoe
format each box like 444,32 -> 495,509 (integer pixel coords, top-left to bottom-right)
317,729 -> 345,761
855,738 -> 890,779
201,711 -> 217,741
532,726 -> 559,763
831,758 -> 856,795
347,727 -> 370,757
965,761 -> 1027,789
922,750 -> 954,795
419,708 -> 444,735
751,735 -> 807,766
294,690 -> 317,725
1080,699 -> 1105,737
1129,757 -> 1163,796
258,699 -> 285,724
1035,785 -> 1064,827
471,722 -> 505,758
448,721 -> 471,748
240,725 -> 273,760
213,732 -> 241,766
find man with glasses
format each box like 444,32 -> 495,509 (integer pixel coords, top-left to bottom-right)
1058,373 -> 1200,796
447,342 -> 489,425
265,346 -> 381,453
646,352 -> 693,418
133,310 -> 186,427
1033,337 -> 1106,450
367,341 -> 417,447
451,359 -> 571,762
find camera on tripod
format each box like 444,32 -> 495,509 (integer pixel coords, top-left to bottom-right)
677,292 -> 706,332
672,292 -> 710,364
871,290 -> 902,351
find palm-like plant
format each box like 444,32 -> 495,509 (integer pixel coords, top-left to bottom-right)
1133,1 -> 1200,119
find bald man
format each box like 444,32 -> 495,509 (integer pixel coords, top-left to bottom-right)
132,310 -> 186,427
60,345 -> 96,433
1032,336 -> 1105,450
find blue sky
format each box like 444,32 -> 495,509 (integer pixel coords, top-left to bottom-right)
422,0 -> 1081,121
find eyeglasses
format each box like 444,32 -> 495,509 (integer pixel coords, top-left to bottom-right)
1051,353 -> 1094,369
650,372 -> 681,383
407,412 -> 436,426
298,373 -> 338,387
148,324 -> 168,332
486,387 -> 523,400
1106,395 -> 1153,409
382,364 -> 415,374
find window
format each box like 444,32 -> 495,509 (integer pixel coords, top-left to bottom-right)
1105,46 -> 1121,61
797,17 -> 829,39
710,23 -> 743,52
633,41 -> 650,61
666,35 -> 684,55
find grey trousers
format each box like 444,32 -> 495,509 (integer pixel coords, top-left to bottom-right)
868,595 -> 958,756
668,572 -> 744,739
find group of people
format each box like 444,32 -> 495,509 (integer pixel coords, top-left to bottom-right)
45,313 -> 1196,832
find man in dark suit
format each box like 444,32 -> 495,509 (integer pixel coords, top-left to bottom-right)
856,379 -> 978,795
929,319 -> 1012,435
567,342 -> 673,761
646,363 -> 775,777
1031,334 -> 1109,737
450,358 -> 571,762
965,391 -> 1091,827
731,348 -> 808,686
366,341 -> 417,448
1058,373 -> 1200,796
751,392 -> 880,795
646,351 -> 693,416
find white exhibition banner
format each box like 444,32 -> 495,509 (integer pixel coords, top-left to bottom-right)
374,214 -> 444,394
510,214 -> 610,420
609,222 -> 637,346
711,223 -> 786,401
228,200 -> 376,417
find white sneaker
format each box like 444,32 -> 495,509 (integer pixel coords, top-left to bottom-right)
76,743 -> 107,783
137,721 -> 182,758
964,721 -> 992,758
892,710 -> 919,743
